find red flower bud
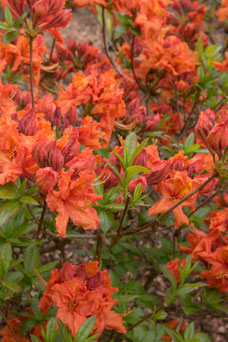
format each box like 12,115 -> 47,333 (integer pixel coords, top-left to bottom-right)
51,107 -> 62,128
195,110 -> 215,148
64,106 -> 78,128
133,149 -> 148,167
147,160 -> 171,185
87,271 -> 103,291
4,0 -> 25,19
18,112 -> 37,136
32,141 -> 48,168
62,135 -> 80,164
48,143 -> 64,172
128,176 -> 147,194
36,167 -> 58,193
207,123 -> 228,158
171,158 -> 184,171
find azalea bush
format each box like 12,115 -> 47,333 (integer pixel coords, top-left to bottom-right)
0,0 -> 227,341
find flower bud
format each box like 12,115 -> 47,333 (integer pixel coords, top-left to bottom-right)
171,158 -> 184,171
12,91 -> 22,107
51,107 -> 62,128
194,175 -> 219,196
128,176 -> 147,194
18,112 -> 37,136
147,160 -> 171,185
48,143 -> 64,172
87,271 -> 103,291
32,141 -> 48,168
62,135 -> 80,164
133,149 -> 148,167
63,106 -> 78,128
195,111 -> 214,148
207,123 -> 228,158
36,167 -> 58,193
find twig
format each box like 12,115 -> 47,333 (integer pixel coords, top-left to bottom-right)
29,37 -> 34,109
188,181 -> 228,218
127,305 -> 164,331
102,7 -> 132,82
40,82 -> 58,95
36,201 -> 47,239
27,205 -> 39,225
45,230 -> 98,240
0,310 -> 19,342
131,35 -> 145,90
101,196 -> 131,248
48,37 -> 56,64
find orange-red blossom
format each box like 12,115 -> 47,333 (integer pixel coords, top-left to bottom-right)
39,261 -> 126,339
148,170 -> 200,228
46,168 -> 102,237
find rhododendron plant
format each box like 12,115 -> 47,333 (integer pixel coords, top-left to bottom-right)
0,0 -> 227,341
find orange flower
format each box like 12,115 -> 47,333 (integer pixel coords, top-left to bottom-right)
0,313 -> 43,342
72,0 -> 107,15
166,258 -> 186,283
79,116 -> 104,150
39,261 -> 126,338
148,170 -> 199,228
217,0 -> 228,21
46,169 -> 102,237
212,52 -> 228,71
201,246 -> 228,292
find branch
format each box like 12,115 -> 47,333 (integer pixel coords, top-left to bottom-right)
101,196 -> 131,248
131,35 -> 145,90
29,37 -> 34,110
0,310 -> 19,342
36,201 -> 47,239
102,7 -> 132,82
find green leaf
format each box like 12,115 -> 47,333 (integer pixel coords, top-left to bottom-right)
124,132 -> 137,167
105,160 -> 123,182
184,322 -> 195,339
0,182 -> 20,199
4,6 -> 13,26
102,203 -> 125,211
184,133 -> 195,151
56,318 -> 71,342
176,283 -> 205,296
30,335 -> 42,342
1,243 -> 12,273
36,261 -> 58,275
196,37 -> 203,58
0,200 -> 21,226
15,12 -> 27,28
46,318 -> 57,342
20,320 -> 38,338
2,280 -> 21,292
98,209 -> 114,233
128,138 -> 148,166
152,310 -> 167,320
163,327 -> 184,342
74,316 -> 96,342
1,31 -> 16,45
194,332 -> 213,342
24,245 -> 40,274
184,144 -> 200,155
20,196 -> 39,205
160,264 -> 176,288
113,23 -> 127,40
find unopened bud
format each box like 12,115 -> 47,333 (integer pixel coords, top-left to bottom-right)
171,158 -> 184,171
18,112 -> 37,136
195,111 -> 214,148
133,149 -> 148,167
32,141 -> 48,168
87,271 -> 103,291
48,143 -> 64,172
51,107 -> 62,128
12,91 -> 22,106
147,160 -> 171,185
64,106 -> 78,128
128,176 -> 147,194
207,123 -> 228,158
36,167 -> 58,193
62,135 -> 80,164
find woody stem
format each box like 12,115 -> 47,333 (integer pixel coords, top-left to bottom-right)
29,36 -> 34,110
36,201 -> 47,239
102,7 -> 132,82
159,173 -> 217,219
0,310 -> 19,342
